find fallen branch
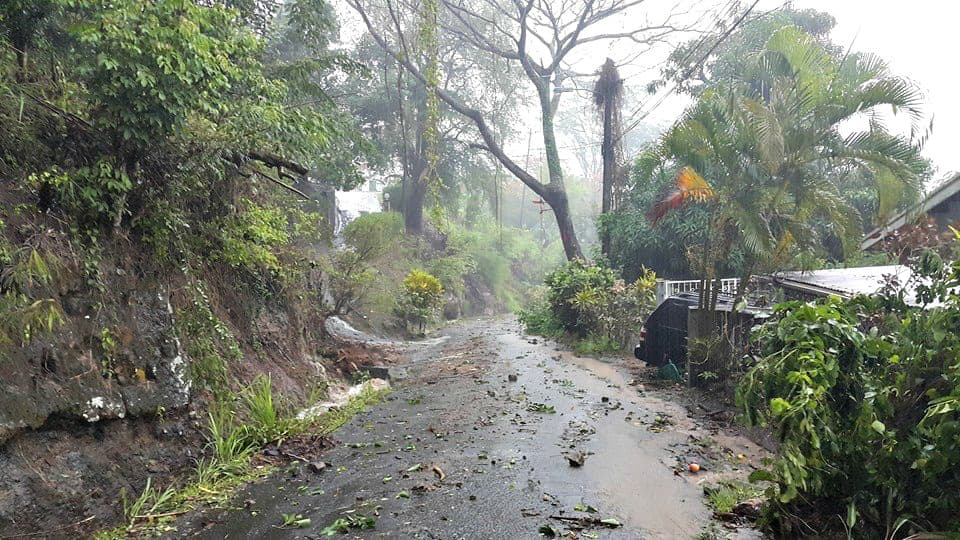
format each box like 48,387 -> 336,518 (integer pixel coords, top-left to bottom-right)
548,515 -> 622,528
132,509 -> 190,521
253,171 -> 313,201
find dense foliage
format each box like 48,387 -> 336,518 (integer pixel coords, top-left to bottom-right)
521,259 -> 656,354
739,251 -> 960,537
607,10 -> 928,281
544,259 -> 617,336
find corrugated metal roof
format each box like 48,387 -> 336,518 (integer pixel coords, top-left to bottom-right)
773,265 -> 911,298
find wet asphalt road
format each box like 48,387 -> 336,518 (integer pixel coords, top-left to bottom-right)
180,318 -> 764,539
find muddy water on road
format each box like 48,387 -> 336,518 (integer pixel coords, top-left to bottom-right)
182,318 -> 763,539
492,332 -> 710,539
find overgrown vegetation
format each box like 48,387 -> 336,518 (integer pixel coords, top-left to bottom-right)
338,212 -> 560,334
607,9 -> 930,284
0,230 -> 64,350
520,259 -> 657,353
738,243 -> 960,537
96,382 -> 389,539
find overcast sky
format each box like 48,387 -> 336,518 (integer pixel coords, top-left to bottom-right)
794,0 -> 959,182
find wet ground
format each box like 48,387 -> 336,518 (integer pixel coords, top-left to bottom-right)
180,317 -> 766,539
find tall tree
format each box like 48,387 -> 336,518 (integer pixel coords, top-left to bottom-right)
341,23 -> 518,235
593,58 -> 623,256
647,26 -> 929,308
348,0 -> 704,260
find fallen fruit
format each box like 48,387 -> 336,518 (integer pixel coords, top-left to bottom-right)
688,463 -> 700,473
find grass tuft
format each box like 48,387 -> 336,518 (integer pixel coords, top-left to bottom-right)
95,382 -> 389,539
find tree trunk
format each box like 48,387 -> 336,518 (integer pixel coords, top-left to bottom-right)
401,88 -> 429,236
543,187 -> 583,261
350,9 -> 585,259
404,165 -> 428,235
600,97 -> 614,256
537,84 -> 584,261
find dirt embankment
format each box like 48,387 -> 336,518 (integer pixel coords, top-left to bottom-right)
0,228 -> 397,538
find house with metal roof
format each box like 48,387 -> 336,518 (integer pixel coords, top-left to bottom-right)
862,173 -> 960,250
772,265 -> 906,297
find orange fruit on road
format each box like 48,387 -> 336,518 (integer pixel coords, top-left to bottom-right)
688,463 -> 700,473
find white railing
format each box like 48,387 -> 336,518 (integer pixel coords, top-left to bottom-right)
655,278 -> 740,305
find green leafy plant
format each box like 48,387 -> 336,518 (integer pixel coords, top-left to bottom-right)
27,163 -> 131,228
240,374 -> 300,445
531,260 -> 656,350
98,327 -> 119,378
320,513 -> 375,535
175,282 -> 241,395
280,513 -> 311,528
738,251 -> 960,537
218,200 -> 291,274
396,269 -> 444,335
543,259 -> 616,335
120,477 -> 177,530
0,238 -> 64,350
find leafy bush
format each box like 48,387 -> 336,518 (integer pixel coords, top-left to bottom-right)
324,249 -> 376,315
397,270 -> 444,334
218,200 -> 290,273
0,232 -> 64,349
570,270 -> 657,348
343,212 -> 404,259
537,259 -> 656,350
324,213 -> 403,315
738,254 -> 960,537
544,259 -> 617,335
27,163 -> 131,228
517,288 -> 565,338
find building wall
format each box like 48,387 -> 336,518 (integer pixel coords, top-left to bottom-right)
929,189 -> 960,230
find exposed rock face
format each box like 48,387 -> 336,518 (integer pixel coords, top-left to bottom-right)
0,286 -> 189,445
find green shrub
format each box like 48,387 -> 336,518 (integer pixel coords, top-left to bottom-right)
397,270 -> 444,334
343,212 -> 404,259
517,289 -> 565,338
738,255 -> 960,537
0,233 -> 64,350
324,249 -> 376,315
218,200 -> 290,273
539,259 -> 656,350
544,259 -> 617,335
323,212 -> 404,316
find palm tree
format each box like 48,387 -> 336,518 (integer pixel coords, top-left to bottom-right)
644,25 -> 927,310
594,58 -> 625,257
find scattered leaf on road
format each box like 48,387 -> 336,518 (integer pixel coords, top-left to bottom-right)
538,524 -> 559,537
563,451 -> 586,467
